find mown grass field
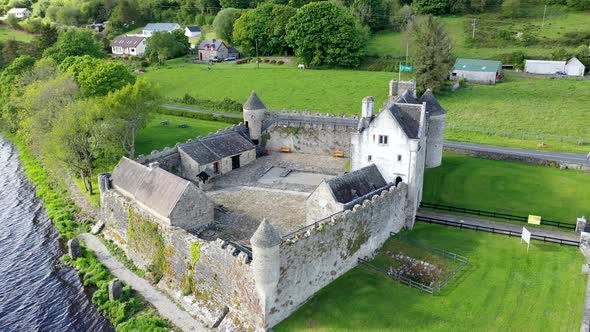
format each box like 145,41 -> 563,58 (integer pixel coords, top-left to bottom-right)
142,59 -> 411,115
0,26 -> 33,42
366,9 -> 590,59
135,113 -> 231,156
276,223 -> 586,332
423,153 -> 590,224
439,75 -> 590,153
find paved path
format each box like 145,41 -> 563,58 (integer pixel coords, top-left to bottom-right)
77,233 -> 209,332
161,103 -> 242,119
417,210 -> 579,242
445,140 -> 588,165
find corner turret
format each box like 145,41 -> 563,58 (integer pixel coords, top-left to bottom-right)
419,89 -> 446,168
251,219 -> 281,329
243,91 -> 267,144
389,79 -> 416,100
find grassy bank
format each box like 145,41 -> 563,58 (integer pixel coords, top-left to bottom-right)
277,223 -> 586,331
423,153 -> 590,224
439,75 -> 590,153
142,59 -> 406,115
3,133 -> 175,331
367,10 -> 590,59
0,26 -> 34,42
136,113 -> 233,156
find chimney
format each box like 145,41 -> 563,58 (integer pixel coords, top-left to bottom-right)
362,96 -> 374,118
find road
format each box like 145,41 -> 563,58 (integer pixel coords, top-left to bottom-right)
417,210 -> 579,242
159,103 -> 589,165
444,140 -> 588,165
78,233 -> 209,332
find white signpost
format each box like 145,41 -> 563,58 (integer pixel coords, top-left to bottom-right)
521,227 -> 531,253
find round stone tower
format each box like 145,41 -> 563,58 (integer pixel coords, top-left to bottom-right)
243,91 -> 267,144
250,219 -> 281,329
420,89 -> 446,168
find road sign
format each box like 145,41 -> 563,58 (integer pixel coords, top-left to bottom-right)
528,215 -> 541,225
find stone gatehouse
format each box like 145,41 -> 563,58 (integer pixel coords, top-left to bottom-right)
98,80 -> 446,331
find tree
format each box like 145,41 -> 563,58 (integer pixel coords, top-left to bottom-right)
46,99 -> 120,195
286,2 -> 366,67
502,0 -> 522,18
212,8 -> 242,42
414,0 -> 451,15
567,0 -> 590,10
105,80 -> 161,159
43,29 -> 105,63
412,15 -> 453,94
34,23 -> 58,51
59,55 -> 135,96
233,3 -> 296,55
6,14 -> 20,29
145,30 -> 189,64
351,0 -> 387,31
220,0 -> 252,8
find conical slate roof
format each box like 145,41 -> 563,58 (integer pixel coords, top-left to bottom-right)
250,219 -> 281,248
419,89 -> 446,116
243,91 -> 266,110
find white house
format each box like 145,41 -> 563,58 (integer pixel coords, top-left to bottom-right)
111,35 -> 147,57
142,23 -> 182,37
185,26 -> 201,38
525,60 -> 566,74
6,8 -> 32,19
565,57 -> 585,77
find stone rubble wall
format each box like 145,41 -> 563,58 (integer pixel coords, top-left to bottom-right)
267,183 -> 408,327
100,187 -> 260,331
264,122 -> 356,156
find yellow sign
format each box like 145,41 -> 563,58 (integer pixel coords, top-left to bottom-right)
528,215 -> 541,225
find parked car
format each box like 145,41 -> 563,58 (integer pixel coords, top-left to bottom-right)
224,56 -> 237,61
210,57 -> 222,63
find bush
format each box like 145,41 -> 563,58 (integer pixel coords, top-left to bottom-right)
496,51 -> 526,69
277,60 -> 284,65
236,58 -> 248,64
263,58 -> 270,63
178,93 -> 243,113
270,60 -> 277,64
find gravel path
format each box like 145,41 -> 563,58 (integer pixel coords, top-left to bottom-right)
77,233 -> 209,332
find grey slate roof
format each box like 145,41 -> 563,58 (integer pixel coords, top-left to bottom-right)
143,23 -> 182,32
112,35 -> 145,48
179,131 -> 255,165
327,164 -> 387,204
198,39 -> 225,50
387,103 -> 422,139
394,89 -> 420,104
243,91 -> 266,110
419,89 -> 446,116
186,26 -> 201,32
250,219 -> 281,248
111,157 -> 191,219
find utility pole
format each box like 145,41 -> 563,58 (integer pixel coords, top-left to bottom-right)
405,40 -> 409,66
542,4 -> 548,27
471,18 -> 476,39
256,39 -> 259,70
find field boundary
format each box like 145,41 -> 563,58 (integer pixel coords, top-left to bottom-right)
416,214 -> 580,246
420,202 -> 574,230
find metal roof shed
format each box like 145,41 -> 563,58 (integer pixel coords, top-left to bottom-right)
451,58 -> 503,85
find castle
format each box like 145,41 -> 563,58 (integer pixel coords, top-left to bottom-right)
98,80 -> 446,331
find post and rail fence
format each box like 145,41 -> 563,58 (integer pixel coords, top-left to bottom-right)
420,202 -> 575,230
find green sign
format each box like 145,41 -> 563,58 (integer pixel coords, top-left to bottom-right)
399,64 -> 413,72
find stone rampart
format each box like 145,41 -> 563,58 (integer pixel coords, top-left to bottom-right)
100,183 -> 260,330
266,183 -> 408,326
264,122 -> 356,156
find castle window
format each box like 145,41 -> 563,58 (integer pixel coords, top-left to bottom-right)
372,134 -> 375,143
368,155 -> 372,162
397,155 -> 402,162
378,135 -> 388,145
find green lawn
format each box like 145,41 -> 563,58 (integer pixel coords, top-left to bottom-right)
0,26 -> 33,42
423,153 -> 590,224
276,223 -> 586,331
135,113 -> 232,156
440,75 -> 590,153
143,59 -> 413,115
367,10 -> 590,59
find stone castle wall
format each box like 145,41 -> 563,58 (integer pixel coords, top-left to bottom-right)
265,183 -> 408,327
264,122 -> 356,156
100,185 -> 261,331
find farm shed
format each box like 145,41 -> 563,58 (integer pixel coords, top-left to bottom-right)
565,57 -> 585,77
524,60 -> 566,74
451,58 -> 503,85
